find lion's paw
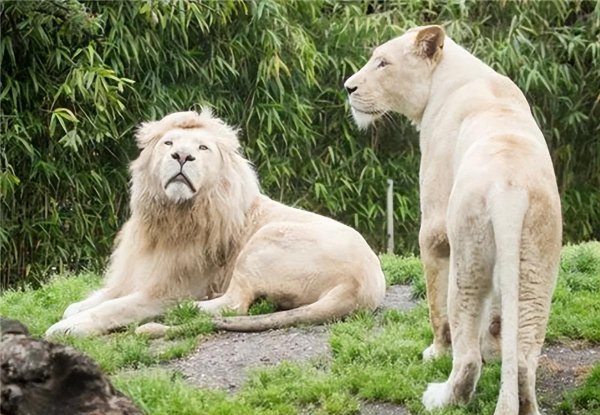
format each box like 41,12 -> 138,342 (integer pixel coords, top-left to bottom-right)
45,316 -> 98,338
62,301 -> 86,319
422,382 -> 452,411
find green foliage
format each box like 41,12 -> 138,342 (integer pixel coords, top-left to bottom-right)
2,0 -> 599,286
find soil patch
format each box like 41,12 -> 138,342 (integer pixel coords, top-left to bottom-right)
538,342 -> 600,411
360,401 -> 409,415
168,285 -> 416,391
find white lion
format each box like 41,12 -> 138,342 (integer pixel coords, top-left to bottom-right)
344,25 -> 561,415
46,109 -> 386,337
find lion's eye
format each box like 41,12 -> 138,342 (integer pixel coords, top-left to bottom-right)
164,140 -> 173,146
377,59 -> 388,68
199,145 -> 208,151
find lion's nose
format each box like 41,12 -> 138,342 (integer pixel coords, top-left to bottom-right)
171,151 -> 196,166
345,85 -> 358,95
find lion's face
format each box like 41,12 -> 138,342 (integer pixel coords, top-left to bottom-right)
151,128 -> 223,202
132,110 -> 243,204
344,26 -> 445,128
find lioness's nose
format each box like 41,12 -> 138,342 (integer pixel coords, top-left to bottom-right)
171,151 -> 196,166
345,85 -> 358,95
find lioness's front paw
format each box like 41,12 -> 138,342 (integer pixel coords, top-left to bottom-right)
423,343 -> 447,361
422,382 -> 452,410
45,316 -> 98,337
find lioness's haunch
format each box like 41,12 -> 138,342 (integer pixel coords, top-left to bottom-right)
46,109 -> 386,337
345,25 -> 561,415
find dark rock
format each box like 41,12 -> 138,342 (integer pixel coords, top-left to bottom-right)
0,318 -> 142,415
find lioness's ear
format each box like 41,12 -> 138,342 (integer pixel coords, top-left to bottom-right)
415,25 -> 445,61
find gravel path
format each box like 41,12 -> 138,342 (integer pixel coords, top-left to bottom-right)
168,285 -> 416,391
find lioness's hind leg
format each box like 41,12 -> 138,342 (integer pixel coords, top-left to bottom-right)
514,255 -> 558,415
420,222 -> 451,360
423,224 -> 493,410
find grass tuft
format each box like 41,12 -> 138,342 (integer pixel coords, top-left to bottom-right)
380,254 -> 426,299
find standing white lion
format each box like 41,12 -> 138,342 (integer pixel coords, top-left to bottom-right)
345,25 -> 561,415
46,109 -> 386,337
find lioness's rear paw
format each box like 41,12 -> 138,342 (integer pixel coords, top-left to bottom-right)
422,382 -> 452,410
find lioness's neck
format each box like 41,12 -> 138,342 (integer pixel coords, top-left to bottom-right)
422,38 -> 496,127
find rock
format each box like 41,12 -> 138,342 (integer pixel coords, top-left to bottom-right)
0,318 -> 142,415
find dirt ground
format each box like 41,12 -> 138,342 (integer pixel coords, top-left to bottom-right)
168,285 -> 600,414
538,342 -> 600,410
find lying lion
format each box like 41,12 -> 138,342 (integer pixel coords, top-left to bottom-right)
46,110 -> 386,337
344,26 -> 561,415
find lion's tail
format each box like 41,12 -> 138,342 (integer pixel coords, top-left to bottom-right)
214,285 -> 357,332
489,185 -> 529,414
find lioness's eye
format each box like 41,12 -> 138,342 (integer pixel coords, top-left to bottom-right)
377,59 -> 388,68
199,145 -> 208,151
164,140 -> 173,146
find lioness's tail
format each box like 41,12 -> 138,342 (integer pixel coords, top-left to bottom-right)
214,284 -> 358,332
489,186 -> 529,414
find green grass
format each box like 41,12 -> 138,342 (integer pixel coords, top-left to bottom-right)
1,243 -> 599,414
0,275 -> 214,373
547,242 -> 600,343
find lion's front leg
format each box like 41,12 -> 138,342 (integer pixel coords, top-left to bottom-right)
420,222 -> 451,360
62,288 -> 111,319
46,292 -> 166,337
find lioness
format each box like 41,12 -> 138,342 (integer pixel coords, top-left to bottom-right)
344,26 -> 561,415
46,110 -> 386,337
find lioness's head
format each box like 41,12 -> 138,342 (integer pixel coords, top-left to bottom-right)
344,25 -> 445,128
131,109 -> 244,203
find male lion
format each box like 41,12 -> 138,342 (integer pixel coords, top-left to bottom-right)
344,26 -> 561,415
46,110 -> 386,337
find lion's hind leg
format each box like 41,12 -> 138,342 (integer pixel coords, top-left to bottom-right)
213,282 -> 359,332
195,269 -> 258,315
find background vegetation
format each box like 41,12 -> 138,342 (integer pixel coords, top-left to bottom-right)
2,0 -> 599,286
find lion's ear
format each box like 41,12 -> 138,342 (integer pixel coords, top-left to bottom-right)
414,25 -> 445,61
135,121 -> 161,149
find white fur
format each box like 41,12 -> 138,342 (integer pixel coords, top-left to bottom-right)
345,25 -> 561,415
47,110 -> 386,337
